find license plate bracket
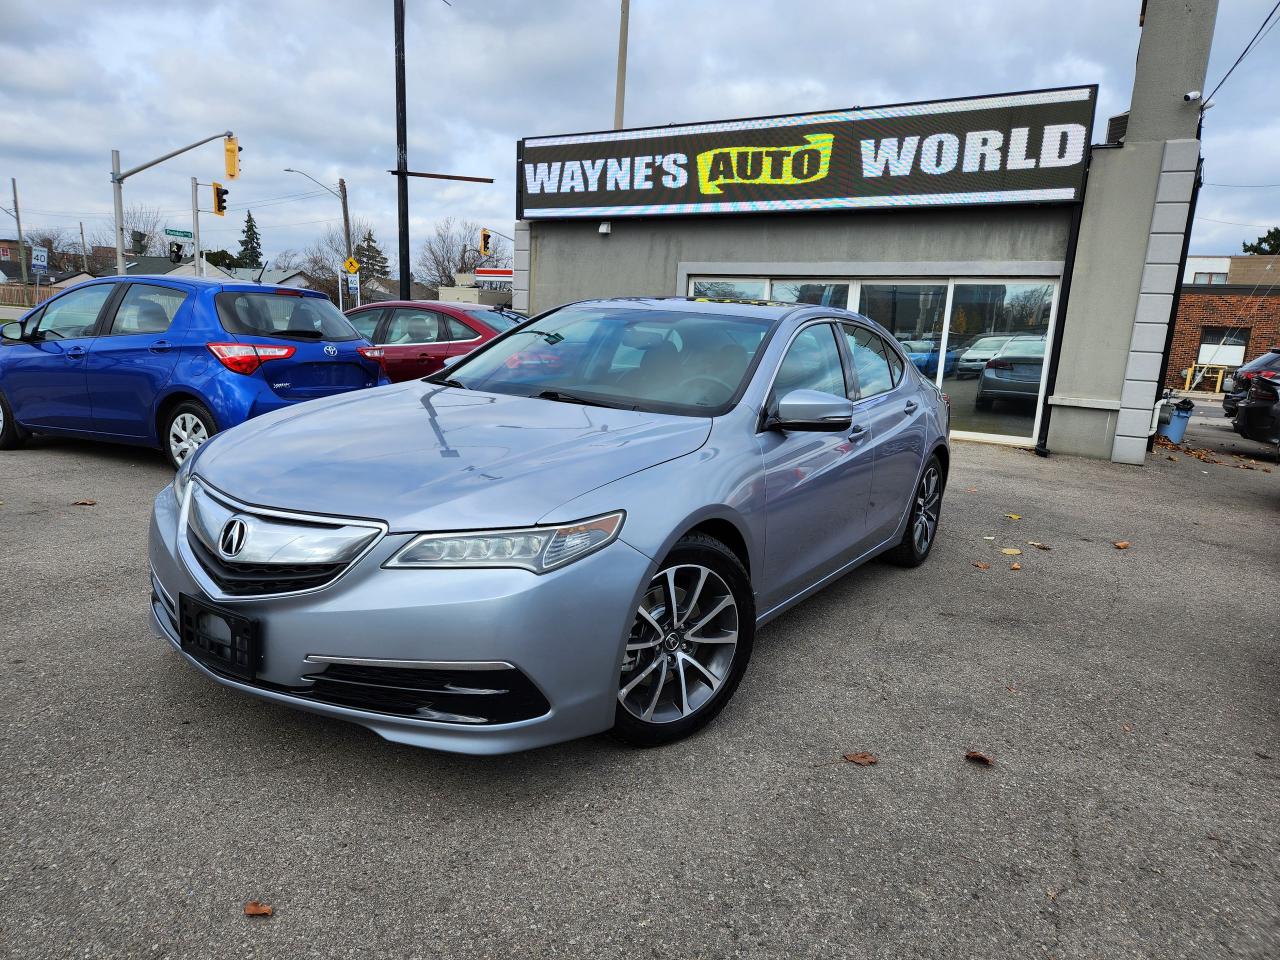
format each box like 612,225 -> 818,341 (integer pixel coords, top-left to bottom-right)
179,594 -> 260,680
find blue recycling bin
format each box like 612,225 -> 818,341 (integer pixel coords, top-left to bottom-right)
1158,407 -> 1192,444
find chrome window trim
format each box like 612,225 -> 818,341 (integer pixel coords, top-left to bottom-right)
836,320 -> 907,401
303,655 -> 516,672
177,478 -> 389,603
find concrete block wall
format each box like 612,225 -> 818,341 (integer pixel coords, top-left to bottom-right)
1111,139 -> 1199,463
512,220 -> 531,314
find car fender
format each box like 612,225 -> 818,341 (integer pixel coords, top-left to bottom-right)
150,382 -> 224,445
537,415 -> 767,583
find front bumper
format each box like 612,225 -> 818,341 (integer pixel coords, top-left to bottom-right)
148,486 -> 655,754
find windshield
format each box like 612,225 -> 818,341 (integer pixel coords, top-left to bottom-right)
216,291 -> 360,341
966,336 -> 1011,352
465,307 -> 524,332
1000,337 -> 1047,357
442,304 -> 774,416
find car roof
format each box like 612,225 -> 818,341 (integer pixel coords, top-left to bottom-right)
347,299 -> 508,313
76,275 -> 326,296
559,296 -> 827,321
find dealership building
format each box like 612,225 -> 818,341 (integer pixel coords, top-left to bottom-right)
511,0 -> 1218,462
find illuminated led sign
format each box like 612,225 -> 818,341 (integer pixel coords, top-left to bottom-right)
518,86 -> 1097,219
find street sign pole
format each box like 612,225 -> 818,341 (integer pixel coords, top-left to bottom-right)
10,178 -> 28,285
394,0 -> 410,300
190,177 -> 202,277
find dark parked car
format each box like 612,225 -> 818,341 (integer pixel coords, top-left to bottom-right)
1232,370 -> 1279,450
1222,347 -> 1280,418
0,277 -> 385,467
345,300 -> 523,381
975,335 -> 1046,409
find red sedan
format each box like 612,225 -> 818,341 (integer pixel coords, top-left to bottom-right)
344,300 -> 524,381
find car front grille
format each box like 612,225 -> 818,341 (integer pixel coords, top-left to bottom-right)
183,482 -> 384,598
186,531 -> 347,596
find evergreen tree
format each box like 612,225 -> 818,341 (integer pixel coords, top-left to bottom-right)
236,211 -> 263,269
1242,227 -> 1280,256
203,249 -> 239,270
353,228 -> 390,279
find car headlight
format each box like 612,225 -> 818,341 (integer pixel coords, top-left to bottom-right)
172,455 -> 196,505
385,511 -> 625,573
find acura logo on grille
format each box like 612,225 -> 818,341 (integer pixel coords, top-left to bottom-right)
324,344 -> 338,356
219,518 -> 248,558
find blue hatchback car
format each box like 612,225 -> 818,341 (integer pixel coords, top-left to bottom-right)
0,276 -> 386,467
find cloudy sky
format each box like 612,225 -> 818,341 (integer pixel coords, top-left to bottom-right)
2,0 -> 1275,269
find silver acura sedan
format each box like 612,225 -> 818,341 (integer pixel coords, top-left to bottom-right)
149,297 -> 950,754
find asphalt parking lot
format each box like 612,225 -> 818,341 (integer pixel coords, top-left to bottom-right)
2,432 -> 1277,959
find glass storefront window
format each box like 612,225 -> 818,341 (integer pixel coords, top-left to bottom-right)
857,284 -> 947,343
943,282 -> 1054,439
691,278 -> 767,300
770,280 -> 850,309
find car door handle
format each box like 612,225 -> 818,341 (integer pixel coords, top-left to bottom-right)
904,400 -> 919,414
149,340 -> 172,353
66,346 -> 87,359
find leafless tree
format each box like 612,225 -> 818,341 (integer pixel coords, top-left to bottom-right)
24,226 -> 82,272
301,218 -> 375,303
88,203 -> 166,258
414,217 -> 511,288
270,248 -> 301,272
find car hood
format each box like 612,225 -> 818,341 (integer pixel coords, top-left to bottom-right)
193,381 -> 711,531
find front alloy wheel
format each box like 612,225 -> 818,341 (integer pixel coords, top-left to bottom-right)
613,534 -> 755,747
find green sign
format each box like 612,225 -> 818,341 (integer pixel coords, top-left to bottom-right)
164,228 -> 194,239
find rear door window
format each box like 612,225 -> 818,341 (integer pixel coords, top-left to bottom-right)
108,284 -> 188,335
346,308 -> 382,341
445,316 -> 480,341
843,326 -> 897,399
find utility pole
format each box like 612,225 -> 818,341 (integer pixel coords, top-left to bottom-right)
79,221 -> 89,273
10,178 -> 28,285
190,177 -> 203,278
394,0 -> 410,299
338,178 -> 353,259
110,130 -> 235,275
614,0 -> 630,129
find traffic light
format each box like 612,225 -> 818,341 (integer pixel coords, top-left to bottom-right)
212,182 -> 229,217
479,228 -> 491,257
168,241 -> 184,264
224,136 -> 241,179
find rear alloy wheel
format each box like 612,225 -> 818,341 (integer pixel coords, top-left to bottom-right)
0,390 -> 27,450
164,401 -> 216,469
884,455 -> 944,568
613,534 -> 755,747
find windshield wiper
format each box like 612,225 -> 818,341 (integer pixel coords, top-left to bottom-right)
440,377 -> 468,390
532,389 -> 635,410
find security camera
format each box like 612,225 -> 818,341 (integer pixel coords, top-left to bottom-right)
1184,90 -> 1202,102
598,221 -> 612,236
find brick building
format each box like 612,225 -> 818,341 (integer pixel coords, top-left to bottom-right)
1166,283 -> 1280,390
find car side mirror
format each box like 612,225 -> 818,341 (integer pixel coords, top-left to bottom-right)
441,355 -> 463,369
1,320 -> 27,342
767,389 -> 854,432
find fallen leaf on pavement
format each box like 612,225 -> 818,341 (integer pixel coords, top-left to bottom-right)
1121,723 -> 1133,733
243,902 -> 273,917
964,487 -> 978,493
983,536 -> 996,541
1005,513 -> 1022,520
972,561 -> 991,570
1166,455 -> 1178,462
1113,541 -> 1131,550
72,499 -> 97,507
843,752 -> 878,766
1006,686 -> 1019,694
1027,541 -> 1052,550
1009,562 -> 1022,570
965,750 -> 994,766
1001,548 -> 1022,556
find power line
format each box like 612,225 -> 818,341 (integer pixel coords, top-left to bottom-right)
1204,182 -> 1280,189
1204,0 -> 1280,104
1196,216 -> 1278,228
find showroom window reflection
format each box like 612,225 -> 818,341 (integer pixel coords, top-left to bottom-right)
688,275 -> 1060,443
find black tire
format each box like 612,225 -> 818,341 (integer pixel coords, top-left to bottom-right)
612,533 -> 756,748
883,454 -> 944,568
974,394 -> 994,411
162,400 -> 217,470
0,389 -> 27,450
